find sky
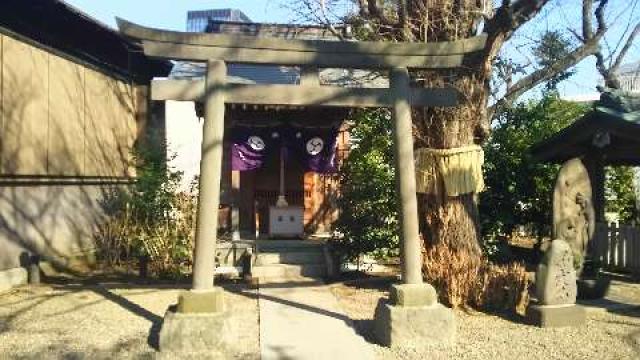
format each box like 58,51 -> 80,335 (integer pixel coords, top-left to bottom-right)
63,0 -> 294,31
64,0 -> 639,101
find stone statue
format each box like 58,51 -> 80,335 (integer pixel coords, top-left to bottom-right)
552,158 -> 595,274
526,158 -> 589,327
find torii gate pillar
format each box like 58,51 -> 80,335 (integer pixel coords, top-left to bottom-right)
175,60 -> 227,314
373,67 -> 456,347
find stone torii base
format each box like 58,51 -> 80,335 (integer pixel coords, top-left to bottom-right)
374,284 -> 455,347
158,289 -> 228,354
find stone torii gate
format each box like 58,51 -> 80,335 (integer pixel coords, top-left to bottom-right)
118,19 -> 486,351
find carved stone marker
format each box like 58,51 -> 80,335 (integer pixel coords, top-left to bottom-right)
535,239 -> 577,306
528,158 -> 593,327
528,239 -> 585,327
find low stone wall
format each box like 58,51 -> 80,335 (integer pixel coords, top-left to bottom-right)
0,183 -> 119,290
0,267 -> 27,292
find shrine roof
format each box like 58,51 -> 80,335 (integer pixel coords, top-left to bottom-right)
531,92 -> 640,166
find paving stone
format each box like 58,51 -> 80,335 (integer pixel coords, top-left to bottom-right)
259,277 -> 375,360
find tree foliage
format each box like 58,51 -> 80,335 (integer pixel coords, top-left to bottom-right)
481,94 -> 639,244
606,166 -> 639,223
335,110 -> 398,261
533,31 -> 577,91
480,95 -> 589,240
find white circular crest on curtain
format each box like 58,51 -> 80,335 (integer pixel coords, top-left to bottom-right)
306,137 -> 324,155
247,136 -> 265,151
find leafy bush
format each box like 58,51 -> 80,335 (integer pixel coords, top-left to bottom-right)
95,139 -> 198,279
481,95 -> 588,245
334,109 -> 399,261
606,166 -> 639,223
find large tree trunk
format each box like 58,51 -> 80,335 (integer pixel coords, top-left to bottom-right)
414,68 -> 487,257
406,2 -> 490,257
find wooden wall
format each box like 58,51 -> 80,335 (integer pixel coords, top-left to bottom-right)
0,33 -> 140,178
593,222 -> 640,275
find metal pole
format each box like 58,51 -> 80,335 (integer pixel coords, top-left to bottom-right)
390,67 -> 423,285
192,60 -> 227,290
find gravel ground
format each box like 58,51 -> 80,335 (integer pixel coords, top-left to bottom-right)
0,279 -> 259,359
330,277 -> 640,360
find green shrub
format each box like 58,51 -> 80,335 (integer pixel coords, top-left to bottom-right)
95,139 -> 198,279
334,109 -> 399,262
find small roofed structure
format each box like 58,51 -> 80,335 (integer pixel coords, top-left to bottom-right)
532,89 -> 640,223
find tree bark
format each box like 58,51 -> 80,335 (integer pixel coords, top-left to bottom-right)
414,67 -> 486,257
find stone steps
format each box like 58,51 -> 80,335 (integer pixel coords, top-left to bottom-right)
256,240 -> 326,252
252,264 -> 327,279
252,240 -> 328,281
255,252 -> 325,266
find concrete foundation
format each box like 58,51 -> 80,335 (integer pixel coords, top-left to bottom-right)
158,308 -> 229,355
527,304 -> 586,328
177,288 -> 225,313
390,283 -> 437,307
0,267 -> 27,292
374,284 -> 455,348
374,300 -> 455,348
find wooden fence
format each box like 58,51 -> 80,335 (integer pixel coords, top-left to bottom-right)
592,222 -> 640,274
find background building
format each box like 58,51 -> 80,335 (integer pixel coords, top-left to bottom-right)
186,9 -> 251,31
0,0 -> 168,290
615,60 -> 640,218
166,10 -> 357,238
617,61 -> 640,93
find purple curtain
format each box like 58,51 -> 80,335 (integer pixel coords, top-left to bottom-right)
230,126 -> 276,171
230,125 -> 338,173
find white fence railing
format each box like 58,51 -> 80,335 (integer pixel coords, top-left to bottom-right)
593,222 -> 640,274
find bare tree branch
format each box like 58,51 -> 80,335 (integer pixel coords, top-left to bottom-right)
365,0 -> 397,26
490,34 -> 603,115
485,0 -> 551,43
489,0 -> 613,115
582,0 -> 594,41
610,21 -> 640,74
481,0 -> 551,79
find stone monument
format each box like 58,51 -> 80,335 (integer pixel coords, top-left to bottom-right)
528,158 -> 592,327
528,236 -> 585,327
552,158 -> 595,275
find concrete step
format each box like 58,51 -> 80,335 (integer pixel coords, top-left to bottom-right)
256,240 -> 326,253
252,264 -> 327,279
256,252 -> 325,266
